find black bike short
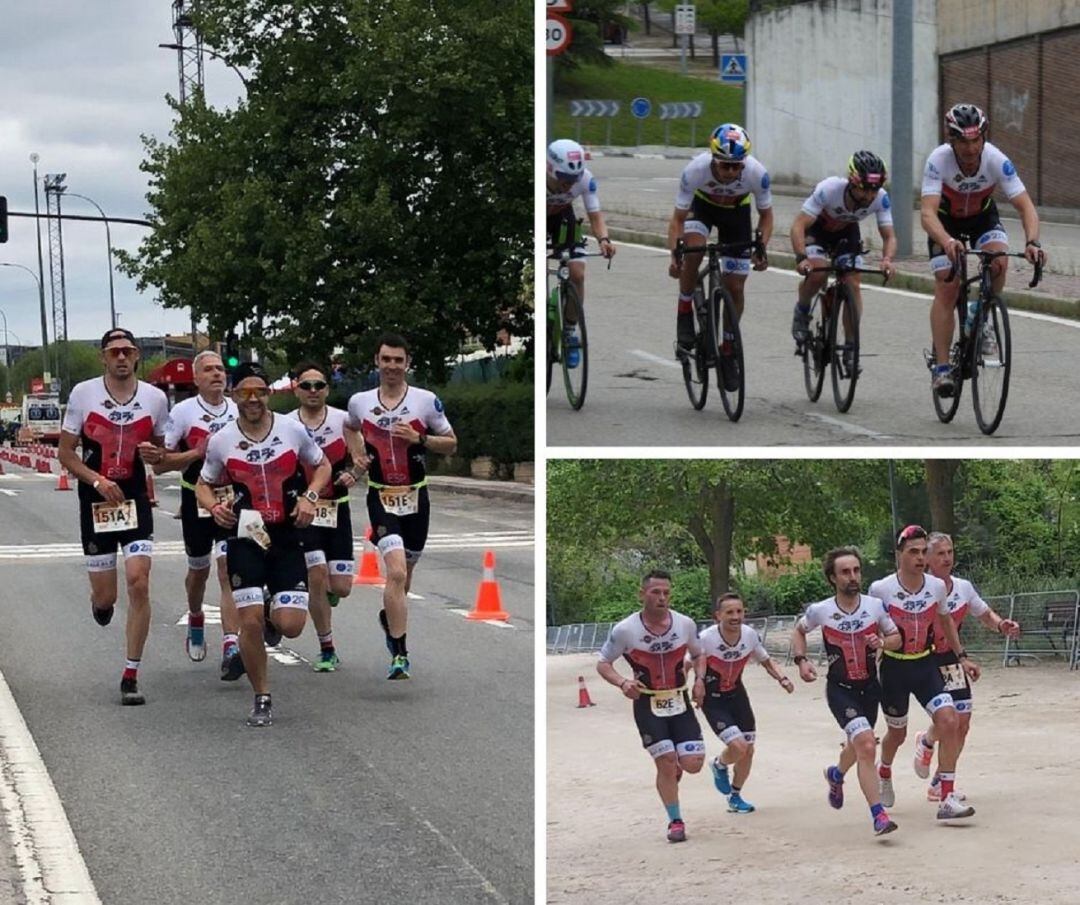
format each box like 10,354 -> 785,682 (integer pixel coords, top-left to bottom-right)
701,683 -> 757,742
631,692 -> 704,758
79,494 -> 154,558
826,678 -> 880,739
880,653 -> 953,725
367,485 -> 431,564
301,501 -> 355,566
547,207 -> 585,257
225,529 -> 308,597
806,220 -> 862,259
686,197 -> 752,249
180,487 -> 225,562
928,202 -> 1005,257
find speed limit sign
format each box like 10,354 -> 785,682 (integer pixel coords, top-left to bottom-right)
547,13 -> 572,56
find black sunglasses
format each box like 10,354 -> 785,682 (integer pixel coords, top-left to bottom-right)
298,379 -> 328,391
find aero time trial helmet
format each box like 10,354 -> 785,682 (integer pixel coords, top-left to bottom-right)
848,150 -> 888,189
945,103 -> 988,140
709,123 -> 751,162
547,139 -> 586,182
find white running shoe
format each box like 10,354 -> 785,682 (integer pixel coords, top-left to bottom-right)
936,793 -> 975,820
879,775 -> 895,808
913,731 -> 933,779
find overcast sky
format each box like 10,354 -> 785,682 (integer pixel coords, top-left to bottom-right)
0,1 -> 247,349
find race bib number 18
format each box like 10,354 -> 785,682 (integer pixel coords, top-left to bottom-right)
92,499 -> 137,533
311,501 -> 338,529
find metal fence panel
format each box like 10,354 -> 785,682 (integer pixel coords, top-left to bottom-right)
1004,590 -> 1079,665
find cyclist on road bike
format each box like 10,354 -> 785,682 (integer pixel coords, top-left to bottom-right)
546,139 -> 616,367
667,123 -> 772,385
791,151 -> 897,347
921,103 -> 1047,397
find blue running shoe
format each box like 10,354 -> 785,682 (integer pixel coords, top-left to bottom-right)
186,620 -> 206,662
824,765 -> 845,810
564,334 -> 580,369
220,648 -> 246,682
711,758 -> 731,795
727,794 -> 755,814
387,655 -> 411,680
873,810 -> 898,836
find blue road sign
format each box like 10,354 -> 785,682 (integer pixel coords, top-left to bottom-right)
721,54 -> 747,84
630,96 -> 651,119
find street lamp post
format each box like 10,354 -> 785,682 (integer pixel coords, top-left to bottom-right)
66,192 -> 117,330
29,154 -> 49,377
0,262 -> 44,374
0,306 -> 8,369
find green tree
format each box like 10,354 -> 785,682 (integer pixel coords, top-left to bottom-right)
559,0 -> 634,74
119,0 -> 532,383
8,342 -> 103,402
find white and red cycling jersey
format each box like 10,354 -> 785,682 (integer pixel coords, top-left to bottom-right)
598,609 -> 701,692
163,394 -> 238,485
698,623 -> 769,692
921,141 -> 1026,220
675,152 -> 773,211
287,405 -> 352,499
867,572 -> 949,656
797,595 -> 899,682
934,575 -> 990,654
200,415 -> 324,525
345,386 -> 453,487
546,168 -> 602,216
62,377 -> 169,500
801,176 -> 893,232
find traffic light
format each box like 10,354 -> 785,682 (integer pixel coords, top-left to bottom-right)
224,332 -> 240,370
0,196 -> 8,243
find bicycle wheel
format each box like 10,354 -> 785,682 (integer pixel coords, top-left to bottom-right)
802,295 -> 827,402
971,294 -> 1011,434
715,287 -> 744,421
560,281 -> 587,410
829,283 -> 860,413
546,290 -> 556,396
680,287 -> 709,410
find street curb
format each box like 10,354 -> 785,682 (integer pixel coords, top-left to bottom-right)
427,476 -> 534,502
609,226 -> 1080,319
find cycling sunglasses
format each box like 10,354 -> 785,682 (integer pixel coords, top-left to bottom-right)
234,387 -> 270,401
104,346 -> 139,359
297,379 -> 328,391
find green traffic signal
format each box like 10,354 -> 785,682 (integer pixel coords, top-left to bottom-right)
226,354 -> 240,368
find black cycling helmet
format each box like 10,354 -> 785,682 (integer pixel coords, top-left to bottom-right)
847,150 -> 887,189
945,103 -> 988,140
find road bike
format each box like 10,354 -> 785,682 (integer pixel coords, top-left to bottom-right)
546,241 -> 609,410
926,247 -> 1042,435
673,232 -> 765,422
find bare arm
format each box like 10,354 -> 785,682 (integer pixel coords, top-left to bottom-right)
878,224 -> 897,276
1009,191 -> 1046,265
586,210 -> 615,258
760,657 -> 794,693
920,194 -> 961,262
977,609 -> 1020,638
790,211 -> 815,275
597,658 -> 641,700
792,623 -> 818,682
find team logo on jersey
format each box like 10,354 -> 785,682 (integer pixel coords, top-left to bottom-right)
246,448 -> 275,463
845,708 -> 857,719
87,542 -> 98,555
761,172 -> 770,190
882,194 -> 891,210
434,397 -> 444,413
109,410 -> 135,424
279,594 -> 291,605
831,612 -> 844,620
102,400 -> 115,409
372,406 -> 384,415
642,635 -> 653,643
201,414 -> 213,423
1002,159 -> 1016,177
238,441 -> 249,450
721,649 -> 742,660
231,574 -> 242,588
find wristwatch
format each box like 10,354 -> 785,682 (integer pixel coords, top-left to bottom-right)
303,490 -> 320,504
793,654 -> 808,664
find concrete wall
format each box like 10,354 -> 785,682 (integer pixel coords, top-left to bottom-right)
938,0 -> 1080,55
747,0 -> 937,190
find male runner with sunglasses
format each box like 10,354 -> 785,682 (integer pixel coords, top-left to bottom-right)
59,328 -> 169,705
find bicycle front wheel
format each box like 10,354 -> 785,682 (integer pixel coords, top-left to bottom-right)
546,291 -> 556,396
802,296 -> 827,403
715,287 -> 745,422
681,287 -> 709,410
970,294 -> 1011,434
829,283 -> 860,413
560,282 -> 588,410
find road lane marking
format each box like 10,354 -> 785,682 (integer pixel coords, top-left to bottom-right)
0,668 -> 102,904
449,609 -> 517,628
803,412 -> 892,440
630,349 -> 682,369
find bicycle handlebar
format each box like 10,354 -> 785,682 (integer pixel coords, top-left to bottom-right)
673,231 -> 767,263
944,247 -> 1043,289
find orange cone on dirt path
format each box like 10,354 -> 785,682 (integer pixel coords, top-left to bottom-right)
353,525 -> 384,585
576,675 -> 597,708
146,472 -> 158,507
54,468 -> 71,491
466,550 -> 509,622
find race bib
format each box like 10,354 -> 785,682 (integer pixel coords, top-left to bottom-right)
92,499 -> 137,533
238,509 -> 272,550
939,662 -> 967,692
378,486 -> 419,516
311,501 -> 338,529
198,485 -> 236,519
649,690 -> 687,718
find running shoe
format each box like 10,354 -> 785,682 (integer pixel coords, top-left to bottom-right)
873,811 -> 898,836
246,695 -> 273,728
791,304 -> 811,343
563,333 -> 581,369
936,793 -> 975,820
91,601 -> 114,627
313,650 -> 340,673
932,367 -> 955,398
727,794 -> 755,814
913,731 -> 933,779
220,649 -> 246,682
186,619 -> 206,662
879,775 -> 895,808
666,819 -> 687,843
327,592 -> 340,608
387,654 -> 411,680
927,782 -> 966,803
824,765 -> 844,810
711,758 -> 731,795
120,677 -> 145,706
378,609 -> 394,655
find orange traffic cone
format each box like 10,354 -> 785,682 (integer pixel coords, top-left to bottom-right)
54,468 -> 71,491
576,675 -> 597,708
146,472 -> 158,507
353,526 -> 384,585
466,550 -> 510,621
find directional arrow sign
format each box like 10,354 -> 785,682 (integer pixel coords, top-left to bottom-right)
569,99 -> 619,117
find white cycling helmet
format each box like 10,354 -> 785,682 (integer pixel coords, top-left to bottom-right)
547,139 -> 586,182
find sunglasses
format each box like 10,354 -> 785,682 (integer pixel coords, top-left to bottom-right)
235,387 -> 270,401
297,380 -> 328,391
714,161 -> 744,172
104,346 -> 139,359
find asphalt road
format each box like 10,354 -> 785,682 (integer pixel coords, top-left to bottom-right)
546,241 -> 1080,446
0,471 -> 534,905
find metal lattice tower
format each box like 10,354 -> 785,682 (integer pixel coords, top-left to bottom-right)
172,0 -> 205,104
43,174 -> 69,355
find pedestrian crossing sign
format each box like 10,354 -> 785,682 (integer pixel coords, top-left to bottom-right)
721,53 -> 747,84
